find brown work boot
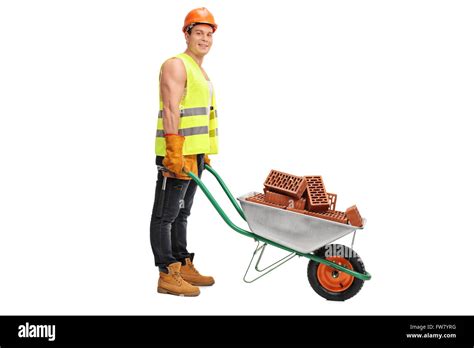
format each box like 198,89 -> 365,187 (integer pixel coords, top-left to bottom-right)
157,262 -> 200,296
180,257 -> 215,286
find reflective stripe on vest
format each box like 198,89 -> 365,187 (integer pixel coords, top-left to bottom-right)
156,126 -> 210,137
158,107 -> 210,118
155,53 -> 219,156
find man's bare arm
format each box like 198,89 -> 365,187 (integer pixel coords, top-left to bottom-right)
160,58 -> 186,134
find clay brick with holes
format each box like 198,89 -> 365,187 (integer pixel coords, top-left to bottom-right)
263,188 -> 306,209
305,210 -> 348,224
263,170 -> 307,199
246,193 -> 286,210
346,205 -> 363,227
304,176 -> 330,212
327,193 -> 337,211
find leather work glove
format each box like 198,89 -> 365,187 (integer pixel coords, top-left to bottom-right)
184,155 -> 198,178
204,154 -> 211,167
162,134 -> 186,177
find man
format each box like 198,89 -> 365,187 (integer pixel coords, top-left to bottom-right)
150,7 -> 219,297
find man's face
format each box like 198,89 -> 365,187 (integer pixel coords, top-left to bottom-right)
185,24 -> 214,57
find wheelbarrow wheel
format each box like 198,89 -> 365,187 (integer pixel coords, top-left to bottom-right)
307,244 -> 365,301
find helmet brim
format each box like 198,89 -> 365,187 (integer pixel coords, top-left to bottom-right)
183,22 -> 218,33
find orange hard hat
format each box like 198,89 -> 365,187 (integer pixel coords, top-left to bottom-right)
182,7 -> 218,33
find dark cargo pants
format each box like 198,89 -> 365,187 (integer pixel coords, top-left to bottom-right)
150,154 -> 204,272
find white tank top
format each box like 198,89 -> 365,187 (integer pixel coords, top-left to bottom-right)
208,80 -> 213,109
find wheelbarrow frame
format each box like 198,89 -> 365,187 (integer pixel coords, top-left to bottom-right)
184,165 -> 372,282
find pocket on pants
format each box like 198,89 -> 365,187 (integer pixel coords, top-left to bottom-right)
171,180 -> 189,209
172,182 -> 185,191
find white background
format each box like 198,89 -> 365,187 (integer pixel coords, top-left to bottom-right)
0,0 -> 473,315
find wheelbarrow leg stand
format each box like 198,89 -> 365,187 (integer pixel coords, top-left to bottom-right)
243,241 -> 297,283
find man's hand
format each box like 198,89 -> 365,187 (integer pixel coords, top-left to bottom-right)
163,134 -> 185,175
204,154 -> 211,167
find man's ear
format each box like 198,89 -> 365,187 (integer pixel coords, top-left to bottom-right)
184,32 -> 190,44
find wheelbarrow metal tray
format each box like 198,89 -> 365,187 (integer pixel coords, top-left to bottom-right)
238,192 -> 365,254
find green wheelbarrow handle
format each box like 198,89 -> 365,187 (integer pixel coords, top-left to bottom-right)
182,165 -> 372,282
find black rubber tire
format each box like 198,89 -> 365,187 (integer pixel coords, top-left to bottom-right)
307,244 -> 365,301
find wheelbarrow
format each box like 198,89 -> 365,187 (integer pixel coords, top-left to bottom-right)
164,164 -> 372,301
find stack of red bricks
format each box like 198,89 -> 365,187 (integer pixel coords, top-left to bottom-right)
246,169 -> 363,227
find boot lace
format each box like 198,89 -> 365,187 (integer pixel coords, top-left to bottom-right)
171,271 -> 182,285
188,263 -> 200,275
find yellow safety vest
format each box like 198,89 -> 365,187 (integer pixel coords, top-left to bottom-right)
155,53 -> 219,156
